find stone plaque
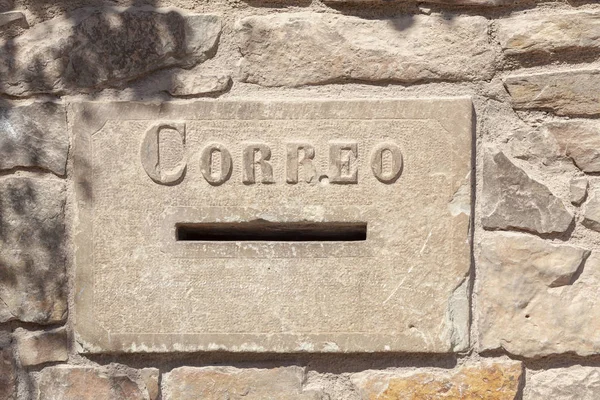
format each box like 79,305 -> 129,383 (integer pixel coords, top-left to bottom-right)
72,99 -> 472,353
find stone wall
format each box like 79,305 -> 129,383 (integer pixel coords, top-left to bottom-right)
1,0 -> 599,398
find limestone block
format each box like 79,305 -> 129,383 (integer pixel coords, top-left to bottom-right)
167,73 -> 231,96
0,346 -> 16,400
525,366 -> 600,400
35,366 -> 154,400
505,69 -> 600,116
351,359 -> 522,400
163,366 -> 322,400
583,192 -> 600,232
0,177 -> 67,324
497,12 -> 600,58
0,102 -> 68,175
544,121 -> 600,173
0,11 -> 24,27
482,150 -> 573,234
14,327 -> 68,367
0,8 -> 221,96
140,368 -> 160,400
476,232 -> 600,357
324,0 -> 520,5
71,99 -> 472,353
570,176 -> 588,205
237,13 -> 495,87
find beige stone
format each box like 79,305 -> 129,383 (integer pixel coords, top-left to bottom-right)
570,176 -> 588,205
141,368 -> 160,400
0,11 -> 24,27
497,12 -> 600,58
35,366 -> 153,400
0,8 -> 221,96
352,360 -> 522,400
525,366 -> 600,400
324,0 -> 518,4
167,73 -> 231,97
583,191 -> 600,232
0,102 -> 68,175
481,150 -> 573,234
505,69 -> 600,116
237,13 -> 495,87
476,232 -> 600,357
163,366 -> 322,399
0,347 -> 16,400
14,327 -> 68,367
72,98 -> 472,353
0,177 -> 67,324
544,121 -> 600,173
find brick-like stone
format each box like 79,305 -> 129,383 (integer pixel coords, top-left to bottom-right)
163,366 -> 322,400
497,11 -> 600,59
525,366 -> 600,400
0,8 -> 221,96
544,121 -> 600,173
352,360 -> 522,400
505,69 -> 600,116
570,176 -> 588,205
0,177 -> 67,324
0,346 -> 16,400
35,366 -> 154,400
237,13 -> 495,87
14,327 -> 68,367
583,191 -> 600,232
482,150 -> 573,234
0,102 -> 68,175
476,232 -> 600,357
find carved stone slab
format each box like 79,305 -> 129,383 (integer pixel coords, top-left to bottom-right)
72,99 -> 472,353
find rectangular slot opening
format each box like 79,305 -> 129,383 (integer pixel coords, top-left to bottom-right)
176,221 -> 367,242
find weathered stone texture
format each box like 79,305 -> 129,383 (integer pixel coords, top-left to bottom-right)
0,102 -> 68,175
0,346 -> 16,400
14,327 -> 68,367
35,366 -> 154,400
0,177 -> 67,324
140,368 -> 160,400
497,12 -> 600,58
570,176 -> 588,205
476,232 -> 600,357
352,360 -> 522,400
0,11 -> 24,27
525,366 -> 600,400
0,8 -> 221,96
583,192 -> 600,232
325,0 -> 518,5
505,69 -> 600,116
544,121 -> 600,172
163,366 -> 322,400
237,13 -> 495,87
481,150 -> 573,234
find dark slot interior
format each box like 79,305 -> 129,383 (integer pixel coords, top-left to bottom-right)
176,221 -> 367,242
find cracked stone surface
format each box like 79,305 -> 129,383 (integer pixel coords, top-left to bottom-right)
476,231 -> 600,357
0,177 -> 67,324
481,150 -> 573,234
545,121 -> 600,173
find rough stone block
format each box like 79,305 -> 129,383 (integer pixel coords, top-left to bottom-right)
324,0 -> 519,4
476,232 -> 600,357
14,327 -> 68,367
583,191 -> 600,232
0,346 -> 16,400
0,177 -> 67,324
0,102 -> 68,175
0,8 -> 221,96
544,121 -> 600,173
482,150 -> 573,234
570,176 -> 588,205
72,98 -> 472,353
35,366 -> 154,400
0,11 -> 24,27
505,69 -> 600,116
351,359 -> 523,399
525,366 -> 600,400
237,13 -> 495,87
497,11 -> 600,60
163,366 -> 322,399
